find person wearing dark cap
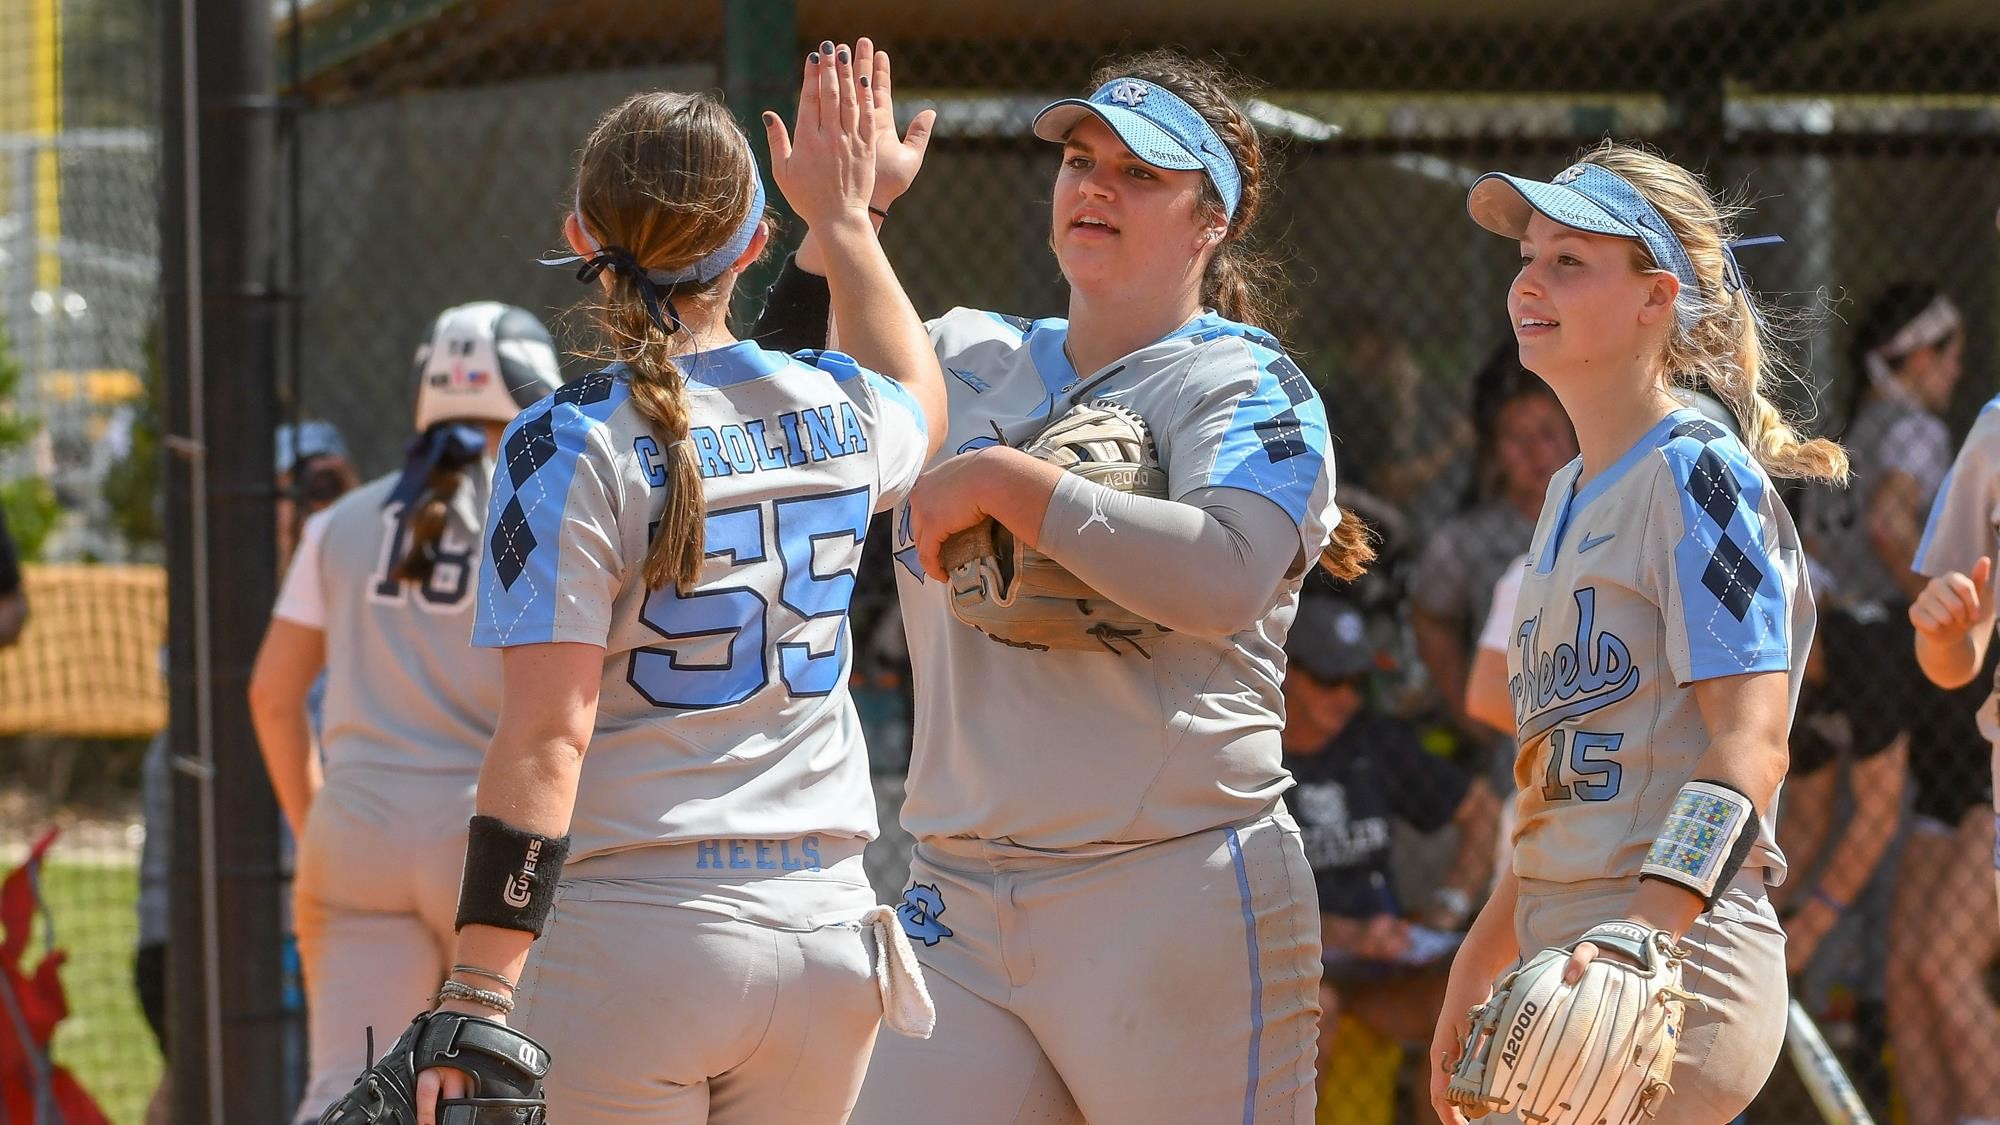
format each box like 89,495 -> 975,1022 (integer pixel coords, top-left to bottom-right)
1281,595 -> 1497,1109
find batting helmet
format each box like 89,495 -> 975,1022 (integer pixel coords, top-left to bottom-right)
412,302 -> 561,432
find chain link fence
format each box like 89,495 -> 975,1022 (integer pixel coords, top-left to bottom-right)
3,0 -> 1999,1120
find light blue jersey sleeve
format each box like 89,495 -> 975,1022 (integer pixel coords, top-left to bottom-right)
1653,422 -> 1792,682
1914,395 -> 2000,581
1166,335 -> 1334,553
473,372 -> 630,648
796,348 -> 928,513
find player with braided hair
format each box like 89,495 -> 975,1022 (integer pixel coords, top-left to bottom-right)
249,302 -> 563,1124
405,48 -> 944,1125
1432,142 -> 1847,1124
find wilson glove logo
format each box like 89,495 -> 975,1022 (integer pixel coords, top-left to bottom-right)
502,839 -> 543,909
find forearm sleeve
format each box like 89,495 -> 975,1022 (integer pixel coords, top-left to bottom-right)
1035,477 -> 1300,638
746,253 -> 831,354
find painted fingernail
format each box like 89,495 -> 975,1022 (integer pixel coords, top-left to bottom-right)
821,40 -> 834,55
808,52 -> 820,64
859,75 -> 870,88
838,48 -> 851,65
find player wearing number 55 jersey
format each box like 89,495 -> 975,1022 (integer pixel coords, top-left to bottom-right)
1430,143 -> 1848,1125
250,301 -> 563,1124
416,67 -> 948,1125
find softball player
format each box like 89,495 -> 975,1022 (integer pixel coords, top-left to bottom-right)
247,302 -> 562,1124
417,58 -> 945,1125
1429,142 -> 1848,1124
1904,395 -> 2000,1115
835,49 -> 1371,1125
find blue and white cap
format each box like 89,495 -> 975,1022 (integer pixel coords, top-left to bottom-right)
1468,161 -> 1703,326
1033,77 -> 1244,219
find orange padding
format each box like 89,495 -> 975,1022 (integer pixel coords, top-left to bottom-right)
0,564 -> 166,737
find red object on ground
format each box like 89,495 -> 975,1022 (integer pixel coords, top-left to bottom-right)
0,826 -> 112,1124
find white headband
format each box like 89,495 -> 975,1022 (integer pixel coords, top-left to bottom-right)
1866,294 -> 1962,390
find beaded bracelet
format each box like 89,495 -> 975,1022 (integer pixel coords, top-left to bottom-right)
436,979 -> 515,1015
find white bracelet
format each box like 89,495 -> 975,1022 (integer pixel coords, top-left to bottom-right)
436,979 -> 515,1015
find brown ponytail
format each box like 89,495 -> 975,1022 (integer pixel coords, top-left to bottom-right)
569,91 -> 772,592
1318,507 -> 1377,581
390,466 -> 463,584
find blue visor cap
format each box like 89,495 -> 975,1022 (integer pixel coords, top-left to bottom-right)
1033,78 -> 1243,218
1467,162 -> 1701,324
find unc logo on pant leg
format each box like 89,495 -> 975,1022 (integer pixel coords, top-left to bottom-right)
896,884 -> 954,946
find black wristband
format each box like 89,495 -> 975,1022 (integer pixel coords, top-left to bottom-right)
868,205 -> 890,220
455,816 -> 571,936
747,252 -> 832,355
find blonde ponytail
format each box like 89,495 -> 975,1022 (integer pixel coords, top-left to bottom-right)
1582,142 -> 1848,485
1707,297 -> 1849,483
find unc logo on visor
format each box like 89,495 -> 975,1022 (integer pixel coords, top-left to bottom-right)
1107,80 -> 1151,106
1552,164 -> 1588,185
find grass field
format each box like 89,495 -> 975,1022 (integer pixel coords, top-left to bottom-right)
21,858 -> 160,1125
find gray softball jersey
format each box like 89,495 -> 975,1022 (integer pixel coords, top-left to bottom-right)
472,344 -> 927,861
1502,409 -> 1809,888
889,308 -> 1340,850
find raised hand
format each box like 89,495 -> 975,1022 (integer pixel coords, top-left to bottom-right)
853,37 -> 936,211
1911,555 -> 1992,640
763,41 -> 877,235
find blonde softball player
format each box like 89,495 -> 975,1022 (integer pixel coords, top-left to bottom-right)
1428,143 -> 1849,1124
823,49 -> 1372,1125
247,302 -> 562,1124
414,54 -> 945,1125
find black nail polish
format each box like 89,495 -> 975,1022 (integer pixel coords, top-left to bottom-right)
838,48 -> 851,65
860,75 -> 870,88
808,52 -> 820,64
820,40 -> 834,54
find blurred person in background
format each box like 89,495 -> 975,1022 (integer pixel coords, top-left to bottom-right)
1409,343 -> 1575,754
1283,595 -> 1496,1123
1328,312 -> 1473,528
0,506 -> 27,647
1802,282 -> 1995,1125
1902,365 -> 2000,1123
275,420 -> 361,567
248,304 -> 564,1123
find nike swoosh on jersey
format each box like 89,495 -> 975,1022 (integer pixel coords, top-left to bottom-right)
1578,531 -> 1616,553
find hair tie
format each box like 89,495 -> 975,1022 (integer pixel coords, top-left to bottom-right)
387,422 -> 488,510
1719,234 -> 1784,332
537,130 -> 766,335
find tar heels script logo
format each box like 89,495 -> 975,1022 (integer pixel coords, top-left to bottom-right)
1508,587 -> 1639,738
1108,80 -> 1151,106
